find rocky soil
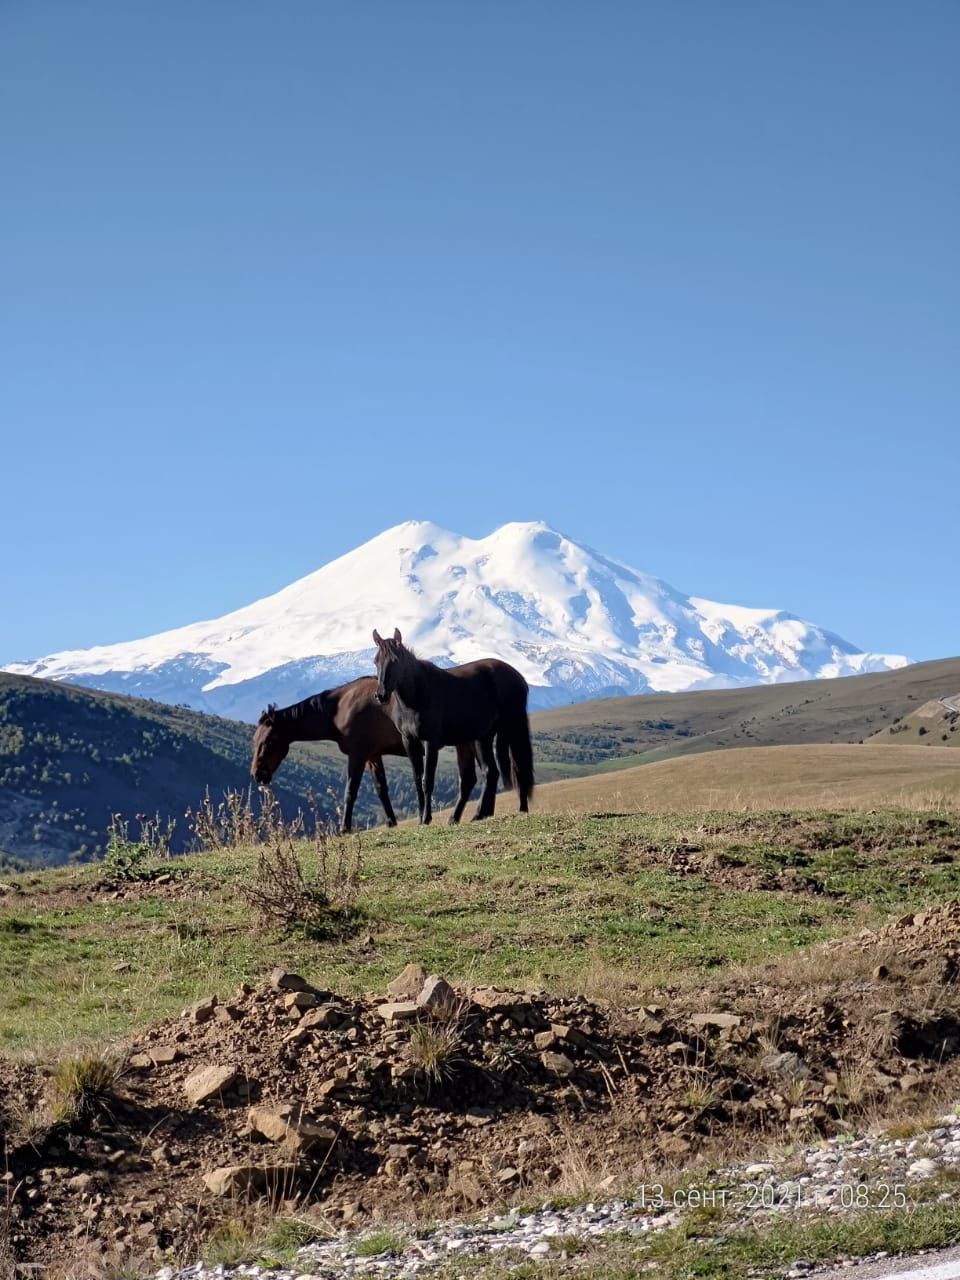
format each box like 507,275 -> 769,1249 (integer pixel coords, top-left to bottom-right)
5,904 -> 960,1275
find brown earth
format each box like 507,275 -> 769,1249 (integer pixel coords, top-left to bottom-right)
5,907 -> 960,1276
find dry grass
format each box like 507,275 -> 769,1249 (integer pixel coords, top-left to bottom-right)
533,743 -> 960,815
49,1049 -> 126,1124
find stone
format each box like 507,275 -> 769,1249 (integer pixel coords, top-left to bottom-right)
183,1064 -> 238,1105
248,1104 -> 337,1155
417,975 -> 456,1012
550,1022 -> 590,1047
496,1166 -> 521,1184
299,1004 -> 344,1031
150,1045 -> 180,1065
203,1164 -> 274,1197
471,987 -> 529,1012
376,1001 -> 420,1025
68,1173 -> 95,1192
387,963 -> 426,999
270,968 -> 311,992
689,1012 -> 742,1031
127,1054 -> 153,1071
763,1051 -> 809,1082
539,1050 -> 575,1077
284,991 -> 318,1013
187,995 -> 217,1024
534,1030 -> 557,1051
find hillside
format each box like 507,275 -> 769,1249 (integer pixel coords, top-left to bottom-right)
532,743 -> 960,814
0,674 -> 456,867
4,657 -> 959,867
531,654 -> 960,774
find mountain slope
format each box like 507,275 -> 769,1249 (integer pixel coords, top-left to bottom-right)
532,655 -> 960,775
0,673 -> 451,867
3,521 -> 908,719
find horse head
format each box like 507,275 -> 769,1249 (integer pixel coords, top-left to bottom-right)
250,702 -> 289,784
372,628 -> 404,703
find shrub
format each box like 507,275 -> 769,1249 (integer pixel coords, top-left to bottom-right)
239,824 -> 362,939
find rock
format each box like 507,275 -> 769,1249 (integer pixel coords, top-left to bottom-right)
299,1004 -> 345,1031
187,995 -> 217,1024
202,1164 -> 299,1198
376,1001 -> 420,1025
550,1022 -> 590,1048
387,963 -> 426,999
127,1054 -> 154,1071
270,968 -> 311,992
496,1166 -> 521,1184
417,975 -> 456,1012
183,1064 -> 238,1105
150,1045 -> 180,1065
284,991 -> 319,1016
534,1030 -> 557,1051
471,987 -> 531,1015
900,1073 -> 922,1093
763,1051 -> 809,1082
248,1104 -> 337,1154
689,1011 -> 742,1031
539,1050 -> 575,1077
67,1173 -> 95,1192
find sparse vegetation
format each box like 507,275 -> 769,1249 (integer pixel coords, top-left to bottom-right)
354,1230 -> 404,1257
49,1050 -> 126,1124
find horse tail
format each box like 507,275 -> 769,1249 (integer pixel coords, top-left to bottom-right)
496,730 -> 514,790
506,712 -> 535,809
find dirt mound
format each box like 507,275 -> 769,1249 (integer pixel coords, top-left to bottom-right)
6,923 -> 960,1273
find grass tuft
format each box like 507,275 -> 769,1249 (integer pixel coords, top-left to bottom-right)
49,1051 -> 126,1124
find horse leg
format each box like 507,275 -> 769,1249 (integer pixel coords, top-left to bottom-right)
450,743 -> 478,825
405,736 -> 426,822
421,741 -> 439,825
341,755 -> 365,834
472,735 -> 500,820
369,756 -> 397,827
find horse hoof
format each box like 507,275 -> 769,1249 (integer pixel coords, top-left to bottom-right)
387,818 -> 398,828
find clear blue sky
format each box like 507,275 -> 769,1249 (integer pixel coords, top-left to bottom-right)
1,1 -> 957,665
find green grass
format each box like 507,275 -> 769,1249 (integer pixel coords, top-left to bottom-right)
354,1230 -> 405,1257
3,808 -> 960,1053
443,1200 -> 960,1279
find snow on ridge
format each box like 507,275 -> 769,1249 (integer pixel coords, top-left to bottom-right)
3,520 -> 910,719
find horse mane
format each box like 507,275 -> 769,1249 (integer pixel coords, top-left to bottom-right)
258,693 -> 328,729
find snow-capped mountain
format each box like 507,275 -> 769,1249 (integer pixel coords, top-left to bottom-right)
4,521 -> 909,718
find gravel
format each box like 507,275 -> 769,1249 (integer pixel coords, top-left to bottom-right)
157,1106 -> 960,1280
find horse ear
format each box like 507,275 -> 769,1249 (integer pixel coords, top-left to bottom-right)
393,628 -> 402,644
258,706 -> 274,726
372,628 -> 383,647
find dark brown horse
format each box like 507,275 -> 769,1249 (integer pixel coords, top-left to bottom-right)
250,676 -> 484,833
372,628 -> 534,825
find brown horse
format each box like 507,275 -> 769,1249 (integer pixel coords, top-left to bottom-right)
372,629 -> 534,825
250,676 -> 484,833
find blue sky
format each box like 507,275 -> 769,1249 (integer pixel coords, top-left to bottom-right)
1,1 -> 957,666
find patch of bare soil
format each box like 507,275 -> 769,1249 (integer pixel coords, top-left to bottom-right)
5,905 -> 960,1275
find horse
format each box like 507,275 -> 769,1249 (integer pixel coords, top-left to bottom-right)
250,675 -> 485,833
372,628 -> 534,825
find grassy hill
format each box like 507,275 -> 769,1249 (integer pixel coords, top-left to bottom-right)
0,673 -> 455,867
531,655 -> 960,775
4,656 -> 959,867
531,742 -> 960,814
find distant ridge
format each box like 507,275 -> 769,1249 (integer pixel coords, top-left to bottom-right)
3,521 -> 909,720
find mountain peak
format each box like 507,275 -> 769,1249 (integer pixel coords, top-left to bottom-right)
3,522 -> 910,719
